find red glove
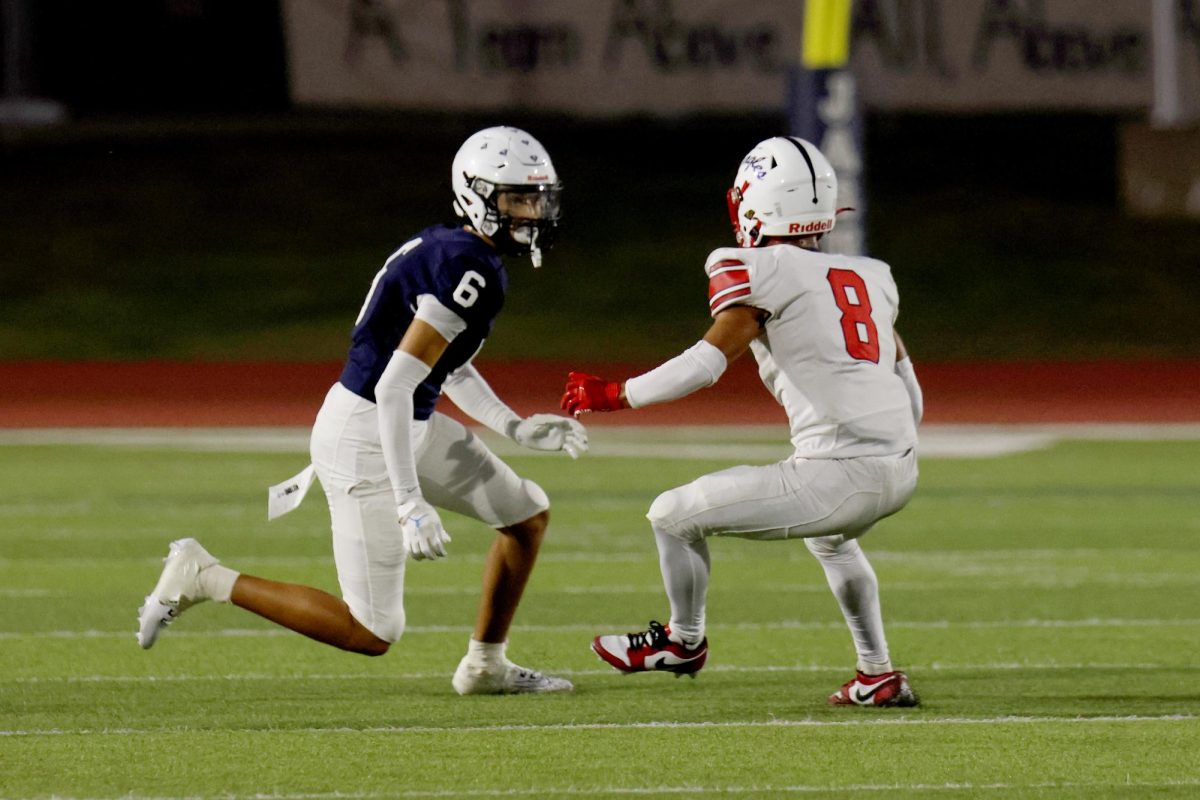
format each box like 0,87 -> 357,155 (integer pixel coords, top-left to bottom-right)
561,372 -> 624,416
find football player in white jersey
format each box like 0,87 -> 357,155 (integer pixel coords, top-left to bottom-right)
563,136 -> 924,707
135,127 -> 586,695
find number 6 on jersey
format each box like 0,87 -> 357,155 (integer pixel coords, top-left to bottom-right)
452,270 -> 487,308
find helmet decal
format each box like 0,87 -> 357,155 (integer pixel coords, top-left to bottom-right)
783,136 -> 820,204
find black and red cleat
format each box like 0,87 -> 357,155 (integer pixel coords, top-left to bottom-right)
592,620 -> 707,677
828,670 -> 919,707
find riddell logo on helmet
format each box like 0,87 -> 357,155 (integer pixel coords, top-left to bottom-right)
788,220 -> 832,234
528,174 -> 549,181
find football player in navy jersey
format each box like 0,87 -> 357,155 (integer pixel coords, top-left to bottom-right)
137,127 -> 586,695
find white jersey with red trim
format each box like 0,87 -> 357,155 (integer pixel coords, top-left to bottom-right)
705,244 -> 916,458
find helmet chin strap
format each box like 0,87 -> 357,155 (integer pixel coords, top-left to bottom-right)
529,227 -> 543,268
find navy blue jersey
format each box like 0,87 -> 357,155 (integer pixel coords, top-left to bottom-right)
339,225 -> 507,419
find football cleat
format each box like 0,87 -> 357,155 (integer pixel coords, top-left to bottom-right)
452,656 -> 574,695
591,620 -> 707,677
136,537 -> 218,650
828,670 -> 919,707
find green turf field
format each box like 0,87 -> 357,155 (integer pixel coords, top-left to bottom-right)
2,431 -> 1198,798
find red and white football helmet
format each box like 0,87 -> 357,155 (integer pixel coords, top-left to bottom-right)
726,136 -> 838,248
452,126 -> 562,267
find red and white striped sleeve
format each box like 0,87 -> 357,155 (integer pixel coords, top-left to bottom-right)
706,258 -> 752,316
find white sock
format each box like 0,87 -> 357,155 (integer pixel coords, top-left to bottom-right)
654,526 -> 709,647
857,658 -> 894,676
804,536 -> 891,668
198,564 -> 239,603
465,638 -> 506,667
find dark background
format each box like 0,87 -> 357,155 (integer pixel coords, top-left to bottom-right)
3,1 -> 1197,363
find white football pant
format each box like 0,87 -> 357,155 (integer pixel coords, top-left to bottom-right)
310,382 -> 549,642
648,449 -> 917,666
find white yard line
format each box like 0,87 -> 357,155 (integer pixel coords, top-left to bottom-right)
2,617 -> 1197,641
1,423 -> 1198,459
2,661 -> 1179,685
1,714 -> 1194,738
0,588 -> 55,597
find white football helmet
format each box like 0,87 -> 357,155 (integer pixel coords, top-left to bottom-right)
452,126 -> 562,267
726,136 -> 838,248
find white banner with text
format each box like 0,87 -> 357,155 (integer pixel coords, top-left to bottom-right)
282,0 -> 1200,115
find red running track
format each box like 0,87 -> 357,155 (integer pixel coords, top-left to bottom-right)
1,360 -> 1198,428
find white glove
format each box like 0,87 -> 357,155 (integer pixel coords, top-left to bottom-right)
397,498 -> 451,561
509,413 -> 589,459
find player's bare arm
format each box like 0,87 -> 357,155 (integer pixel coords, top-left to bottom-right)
702,304 -> 768,362
398,318 -> 451,367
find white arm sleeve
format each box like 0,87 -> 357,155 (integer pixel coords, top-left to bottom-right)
895,356 -> 924,426
624,340 -> 728,409
375,350 -> 433,506
414,293 -> 469,341
442,363 -> 522,438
